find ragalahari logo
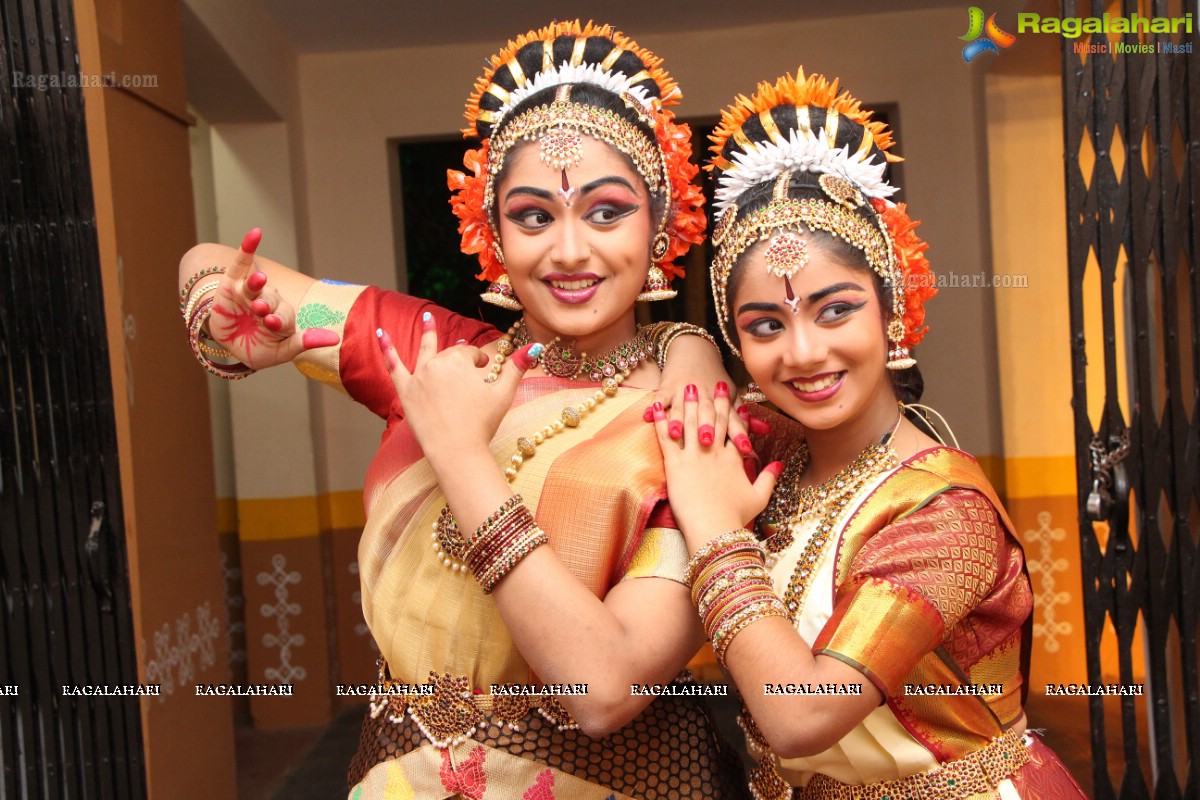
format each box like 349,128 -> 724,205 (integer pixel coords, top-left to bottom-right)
961,7 -> 1017,61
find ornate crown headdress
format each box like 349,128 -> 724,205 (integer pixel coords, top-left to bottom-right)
447,21 -> 705,286
707,69 -> 935,366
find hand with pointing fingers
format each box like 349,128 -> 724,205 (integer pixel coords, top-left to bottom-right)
205,228 -> 339,368
375,312 -> 542,465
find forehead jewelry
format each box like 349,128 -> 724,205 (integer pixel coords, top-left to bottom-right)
762,170 -> 808,313
539,85 -> 584,172
557,169 -> 576,207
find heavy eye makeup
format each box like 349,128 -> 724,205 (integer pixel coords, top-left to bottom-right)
503,201 -> 553,229
584,197 -> 640,225
815,295 -> 868,323
735,303 -> 787,339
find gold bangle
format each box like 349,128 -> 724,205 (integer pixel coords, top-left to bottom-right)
653,322 -> 719,371
684,528 -> 759,586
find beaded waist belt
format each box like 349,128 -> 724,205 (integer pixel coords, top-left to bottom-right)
801,727 -> 1030,800
368,658 -> 579,750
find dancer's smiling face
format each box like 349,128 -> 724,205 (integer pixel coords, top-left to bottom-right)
496,136 -> 655,354
731,232 -> 899,435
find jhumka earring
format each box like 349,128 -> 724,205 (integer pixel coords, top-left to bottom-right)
886,318 -> 916,370
740,382 -> 766,404
637,266 -> 676,302
481,273 -> 522,311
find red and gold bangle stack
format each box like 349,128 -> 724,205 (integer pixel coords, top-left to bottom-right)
186,296 -> 256,380
463,495 -> 548,594
686,529 -> 787,667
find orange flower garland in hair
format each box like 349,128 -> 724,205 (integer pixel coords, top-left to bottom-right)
654,106 -> 706,281
873,199 -> 936,348
447,20 -> 705,284
446,142 -> 505,282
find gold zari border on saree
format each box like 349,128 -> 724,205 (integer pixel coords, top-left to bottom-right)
801,727 -> 1030,800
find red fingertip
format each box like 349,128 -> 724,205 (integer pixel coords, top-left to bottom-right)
246,271 -> 268,291
653,401 -> 664,412
698,425 -> 715,446
251,298 -> 270,316
241,228 -> 262,254
734,434 -> 753,455
653,408 -> 667,422
509,342 -> 539,371
643,406 -> 655,422
668,420 -> 684,439
715,381 -> 730,399
764,461 -> 784,478
263,314 -> 282,332
748,417 -> 772,435
736,405 -> 750,419
684,384 -> 698,402
302,328 -> 339,349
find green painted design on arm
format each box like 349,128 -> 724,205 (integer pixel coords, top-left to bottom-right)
297,303 -> 346,330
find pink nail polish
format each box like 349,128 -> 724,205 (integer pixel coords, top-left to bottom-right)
734,434 -> 752,455
653,401 -> 664,412
715,381 -> 730,399
684,384 -> 698,402
749,417 -> 772,435
643,406 -> 655,422
698,425 -> 715,446
668,420 -> 684,439
510,342 -> 544,371
302,328 -> 339,349
241,228 -> 262,253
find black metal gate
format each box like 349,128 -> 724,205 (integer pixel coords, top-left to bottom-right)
1062,1 -> 1199,798
0,0 -> 146,797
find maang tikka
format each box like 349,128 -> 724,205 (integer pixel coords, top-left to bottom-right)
762,170 -> 808,313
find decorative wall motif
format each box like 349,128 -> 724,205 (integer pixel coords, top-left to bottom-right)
257,554 -> 307,683
1024,511 -> 1073,653
142,603 -> 222,699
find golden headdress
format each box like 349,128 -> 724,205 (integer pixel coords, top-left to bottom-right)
447,21 -> 704,285
707,69 -> 934,365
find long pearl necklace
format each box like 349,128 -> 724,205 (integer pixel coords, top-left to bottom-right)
433,320 -> 654,570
